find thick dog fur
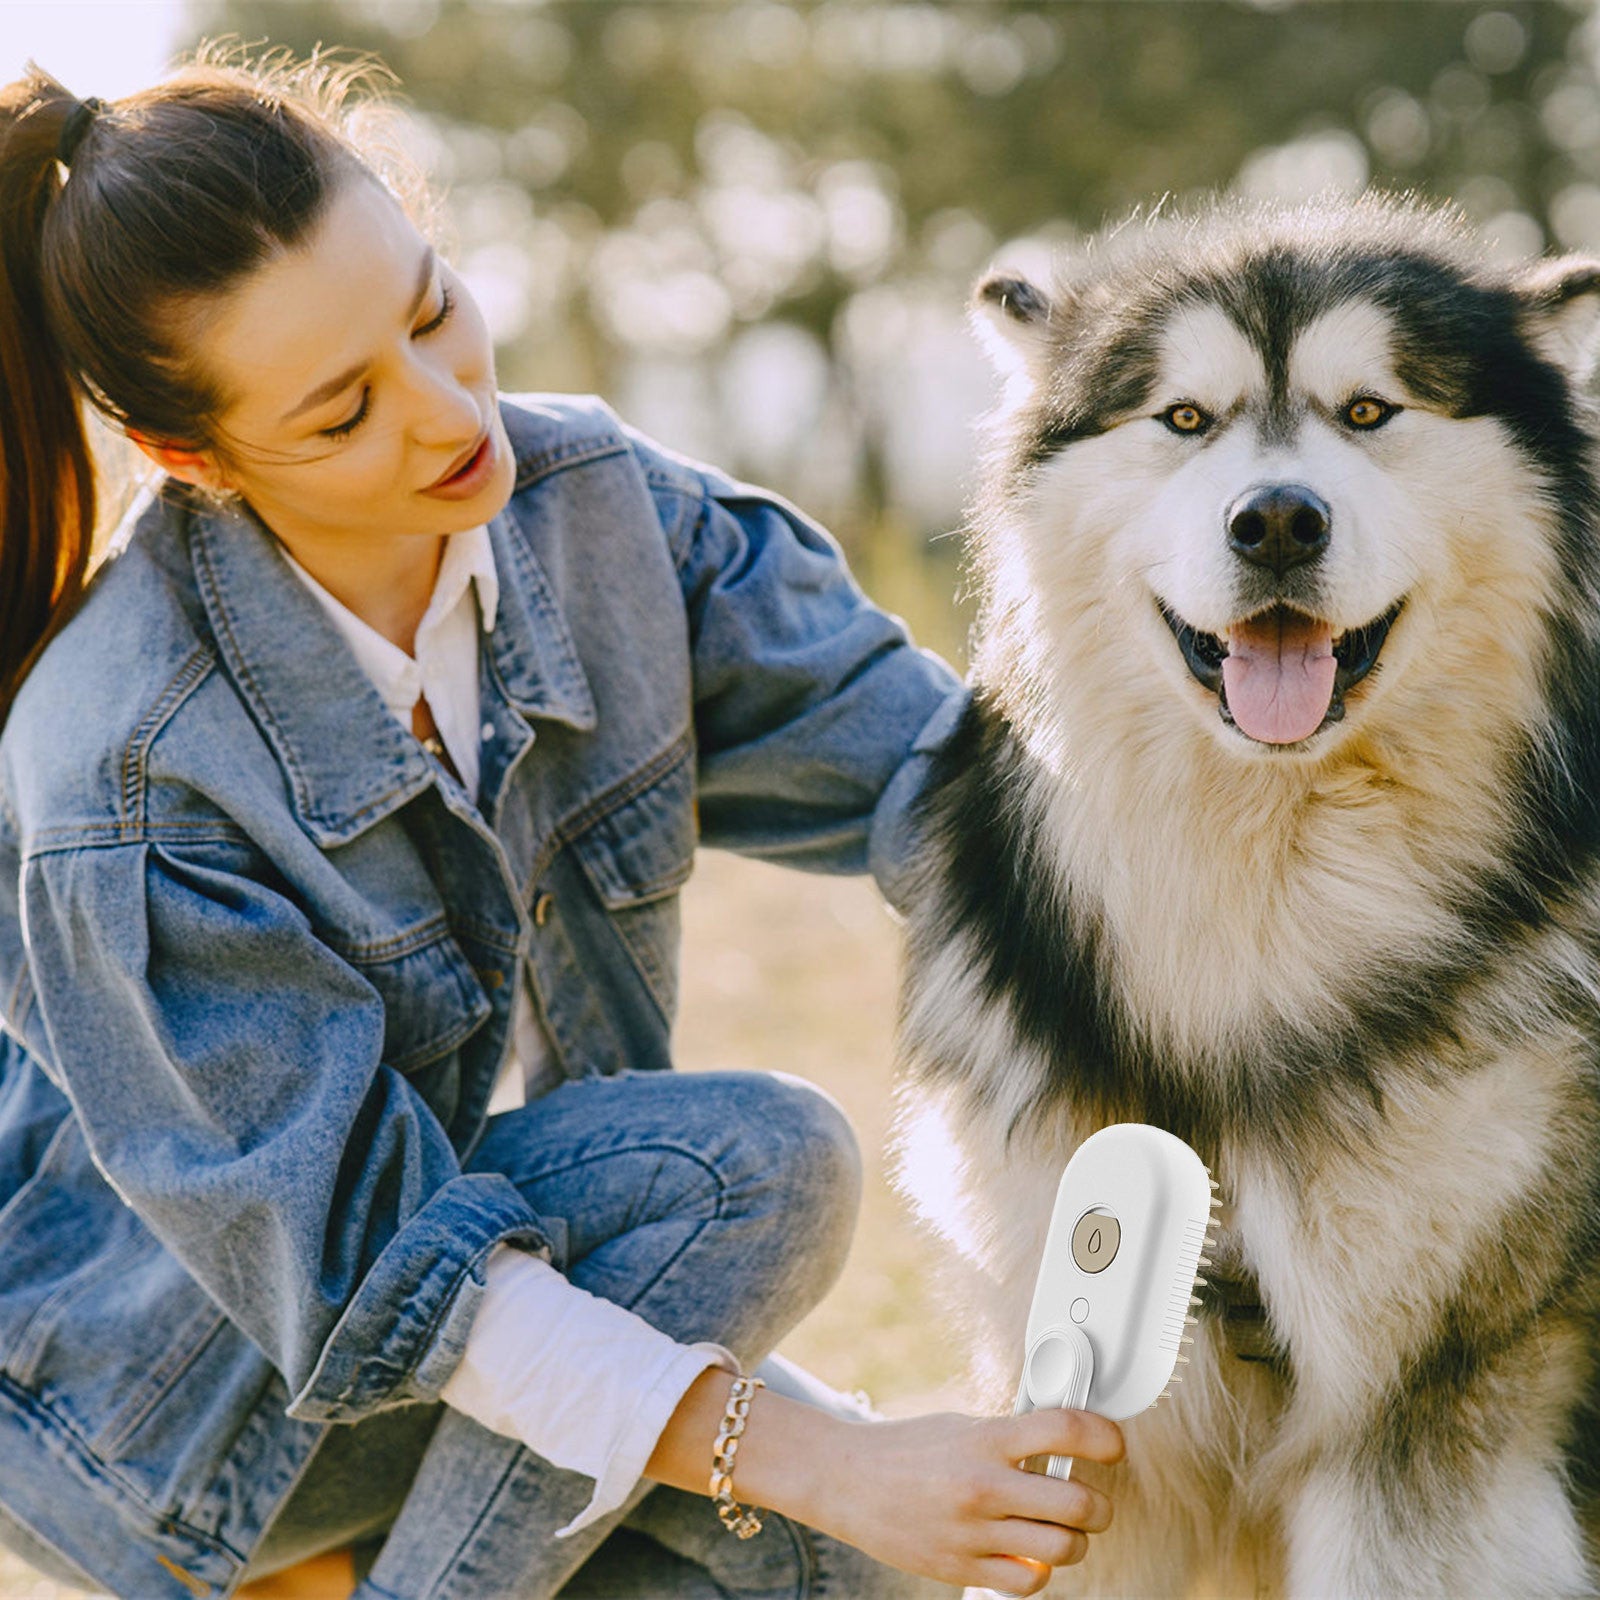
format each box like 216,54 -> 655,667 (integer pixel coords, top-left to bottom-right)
892,195 -> 1600,1598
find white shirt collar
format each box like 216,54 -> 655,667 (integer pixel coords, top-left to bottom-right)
427,522 -> 500,636
279,525 -> 497,725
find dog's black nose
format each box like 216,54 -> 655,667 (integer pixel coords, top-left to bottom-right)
1226,484 -> 1331,574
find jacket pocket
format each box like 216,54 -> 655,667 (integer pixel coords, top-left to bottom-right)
332,921 -> 493,1075
569,743 -> 696,1020
0,1116 -> 296,1509
0,1119 -> 143,1387
0,1118 -> 231,1469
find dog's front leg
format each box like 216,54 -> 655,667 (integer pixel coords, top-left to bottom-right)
1283,1456 -> 1591,1599
1280,1364 -> 1597,1600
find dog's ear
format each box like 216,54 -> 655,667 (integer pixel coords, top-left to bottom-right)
970,270 -> 1059,385
1515,256 -> 1600,386
976,273 -> 1052,326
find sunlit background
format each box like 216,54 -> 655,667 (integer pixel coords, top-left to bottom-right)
3,5 -> 1600,1593
7,0 -> 1600,662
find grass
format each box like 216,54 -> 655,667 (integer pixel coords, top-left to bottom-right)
0,848 -> 961,1597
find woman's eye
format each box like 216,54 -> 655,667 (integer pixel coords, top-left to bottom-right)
320,390 -> 371,440
1161,402 -> 1211,435
314,284 -> 455,442
416,284 -> 455,337
1344,396 -> 1397,429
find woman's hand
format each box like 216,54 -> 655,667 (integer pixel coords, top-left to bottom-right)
800,1405 -> 1123,1595
648,1370 -> 1124,1595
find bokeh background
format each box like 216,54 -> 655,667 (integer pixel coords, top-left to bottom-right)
2,1 -> 1600,1593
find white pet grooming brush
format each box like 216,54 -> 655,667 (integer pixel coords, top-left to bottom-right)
1011,1123 -> 1220,1480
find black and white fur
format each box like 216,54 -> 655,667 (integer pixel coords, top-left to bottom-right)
893,195 -> 1600,1597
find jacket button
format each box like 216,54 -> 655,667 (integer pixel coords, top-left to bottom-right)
533,892 -> 554,927
478,967 -> 504,988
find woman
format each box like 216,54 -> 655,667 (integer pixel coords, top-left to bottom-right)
0,50 -> 1122,1600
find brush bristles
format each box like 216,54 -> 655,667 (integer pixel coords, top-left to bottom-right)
1175,1172 -> 1223,1378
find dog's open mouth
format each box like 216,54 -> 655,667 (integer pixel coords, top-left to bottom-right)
1159,600 -> 1403,745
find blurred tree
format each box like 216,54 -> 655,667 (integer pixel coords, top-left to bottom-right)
182,0 -> 1600,576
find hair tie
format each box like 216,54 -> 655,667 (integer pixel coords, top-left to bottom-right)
57,96 -> 105,166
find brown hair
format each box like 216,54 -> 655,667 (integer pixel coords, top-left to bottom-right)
0,46 -> 406,726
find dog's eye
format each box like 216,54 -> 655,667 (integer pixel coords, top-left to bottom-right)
1344,397 -> 1396,430
1162,403 -> 1211,435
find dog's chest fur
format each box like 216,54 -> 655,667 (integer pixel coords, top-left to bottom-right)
894,698 -> 1598,1428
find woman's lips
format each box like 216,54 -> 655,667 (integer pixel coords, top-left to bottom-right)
421,428 -> 496,500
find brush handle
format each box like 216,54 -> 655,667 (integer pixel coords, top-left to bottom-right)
1010,1323 -> 1093,1480
996,1325 -> 1090,1592
991,1408 -> 1079,1597
991,1452 -> 1077,1600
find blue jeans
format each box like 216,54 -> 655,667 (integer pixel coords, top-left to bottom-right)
235,1070 -> 957,1600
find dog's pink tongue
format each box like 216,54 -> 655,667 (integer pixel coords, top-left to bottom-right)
1221,612 -> 1336,745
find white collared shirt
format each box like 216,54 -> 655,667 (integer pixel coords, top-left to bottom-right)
281,528 -> 734,1536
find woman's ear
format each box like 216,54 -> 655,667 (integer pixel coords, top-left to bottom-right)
126,429 -> 232,493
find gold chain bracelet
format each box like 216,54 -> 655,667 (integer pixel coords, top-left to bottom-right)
709,1374 -> 766,1538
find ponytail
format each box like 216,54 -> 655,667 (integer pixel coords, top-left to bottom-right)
0,72 -> 94,728
0,47 -> 413,730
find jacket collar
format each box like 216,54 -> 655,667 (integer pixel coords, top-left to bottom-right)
188,493 -> 595,847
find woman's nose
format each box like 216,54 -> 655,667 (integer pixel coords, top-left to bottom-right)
403,351 -> 483,446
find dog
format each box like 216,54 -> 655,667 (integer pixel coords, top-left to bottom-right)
891,194 -> 1600,1598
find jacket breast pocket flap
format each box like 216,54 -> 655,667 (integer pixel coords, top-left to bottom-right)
341,927 -> 493,1075
569,751 -> 696,910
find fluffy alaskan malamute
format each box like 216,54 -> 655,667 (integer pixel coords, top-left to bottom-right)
893,195 -> 1600,1597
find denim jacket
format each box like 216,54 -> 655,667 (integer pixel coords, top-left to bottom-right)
0,395 -> 964,1599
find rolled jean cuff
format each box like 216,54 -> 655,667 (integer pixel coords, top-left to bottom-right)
286,1172 -> 554,1421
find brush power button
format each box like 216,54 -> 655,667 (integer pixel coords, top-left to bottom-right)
1071,1210 -> 1120,1273
1023,1325 -> 1093,1411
